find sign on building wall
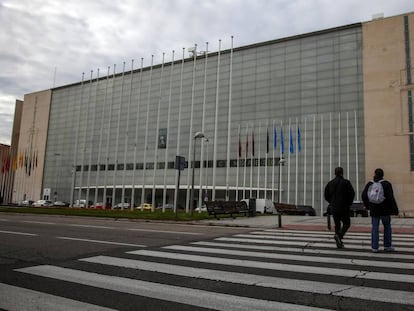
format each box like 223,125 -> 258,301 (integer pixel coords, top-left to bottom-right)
159,128 -> 167,149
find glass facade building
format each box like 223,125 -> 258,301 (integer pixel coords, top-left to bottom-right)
40,24 -> 364,214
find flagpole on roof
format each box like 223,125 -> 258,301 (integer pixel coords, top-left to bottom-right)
264,120 -> 268,199
287,118 -> 291,203
303,117 -> 307,205
70,72 -> 85,207
320,114 -> 324,216
212,40 -> 222,201
256,121 -> 261,198
198,42 -> 208,208
103,65 -> 116,208
141,56 -> 154,209
271,120 -> 276,202
249,123 -> 254,198
132,58 -> 144,208
346,111 -> 350,178
80,70 -> 93,203
95,66 -> 110,207
122,60 -> 134,208
152,52 -> 165,211
236,124 -> 240,201
88,68 -> 100,205
354,110 -> 360,195
173,49 -> 185,213
295,118 -> 299,206
312,115 -> 316,211
225,36 -> 234,201
112,62 -> 126,207
164,51 -> 175,210
186,45 -> 197,213
153,53 -> 165,210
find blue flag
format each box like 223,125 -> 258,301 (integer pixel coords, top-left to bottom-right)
280,127 -> 284,155
289,127 -> 294,154
273,127 -> 277,150
297,126 -> 301,152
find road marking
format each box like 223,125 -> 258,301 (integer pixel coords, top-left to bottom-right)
128,250 -> 414,283
0,282 -> 116,311
21,220 -> 57,225
253,230 -> 414,242
56,237 -> 146,247
127,228 -> 202,235
0,230 -> 37,236
216,237 -> 414,252
193,241 -> 414,260
68,224 -> 116,229
80,255 -> 414,306
265,229 -> 412,238
16,265 -> 332,311
164,245 -> 414,269
234,233 -> 414,246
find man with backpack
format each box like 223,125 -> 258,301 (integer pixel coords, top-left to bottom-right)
324,167 -> 355,248
362,168 -> 399,253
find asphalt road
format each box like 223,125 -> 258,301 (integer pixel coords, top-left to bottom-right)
1,213 -> 413,311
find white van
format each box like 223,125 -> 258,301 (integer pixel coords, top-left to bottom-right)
242,198 -> 275,214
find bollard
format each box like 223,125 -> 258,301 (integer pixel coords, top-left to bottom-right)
278,213 -> 282,228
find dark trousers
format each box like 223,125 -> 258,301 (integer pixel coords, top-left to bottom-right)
332,212 -> 351,239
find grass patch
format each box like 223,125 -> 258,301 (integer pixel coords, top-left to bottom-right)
0,206 -> 237,221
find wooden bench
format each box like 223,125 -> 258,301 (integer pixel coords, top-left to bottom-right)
205,200 -> 249,219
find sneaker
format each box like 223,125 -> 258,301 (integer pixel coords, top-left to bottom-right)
384,247 -> 395,252
372,248 -> 379,253
334,234 -> 343,248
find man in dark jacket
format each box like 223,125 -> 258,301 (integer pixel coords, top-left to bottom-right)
362,168 -> 398,253
324,167 -> 355,248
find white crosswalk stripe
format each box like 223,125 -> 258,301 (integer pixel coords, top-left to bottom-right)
4,229 -> 414,310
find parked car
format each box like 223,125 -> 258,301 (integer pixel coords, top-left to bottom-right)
136,203 -> 153,211
194,204 -> 207,212
33,200 -> 52,207
20,200 -> 34,206
73,199 -> 92,208
114,202 -> 131,209
53,201 -> 69,207
157,203 -> 175,210
350,201 -> 369,217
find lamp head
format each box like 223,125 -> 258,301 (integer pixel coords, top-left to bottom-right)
194,132 -> 205,139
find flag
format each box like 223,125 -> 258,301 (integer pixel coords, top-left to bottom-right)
245,131 -> 249,158
297,126 -> 301,152
266,127 -> 269,154
289,127 -> 294,154
280,127 -> 284,155
252,128 -> 255,157
273,127 -> 277,150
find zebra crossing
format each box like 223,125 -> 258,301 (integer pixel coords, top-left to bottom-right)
1,229 -> 414,310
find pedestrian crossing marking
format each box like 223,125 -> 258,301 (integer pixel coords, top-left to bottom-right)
163,245 -> 414,269
15,265 -> 332,311
192,241 -> 414,260
7,228 -> 414,310
128,249 -> 414,283
79,255 -> 414,306
0,282 -> 116,311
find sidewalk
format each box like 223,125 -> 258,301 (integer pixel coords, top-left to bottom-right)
199,215 -> 414,234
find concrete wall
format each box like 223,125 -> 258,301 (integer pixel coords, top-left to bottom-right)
362,12 -> 414,216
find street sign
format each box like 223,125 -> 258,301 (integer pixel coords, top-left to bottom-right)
175,156 -> 185,171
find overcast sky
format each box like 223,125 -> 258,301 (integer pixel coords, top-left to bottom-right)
0,0 -> 413,145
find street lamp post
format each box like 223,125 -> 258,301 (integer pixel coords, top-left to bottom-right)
190,131 -> 205,216
277,157 -> 286,203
